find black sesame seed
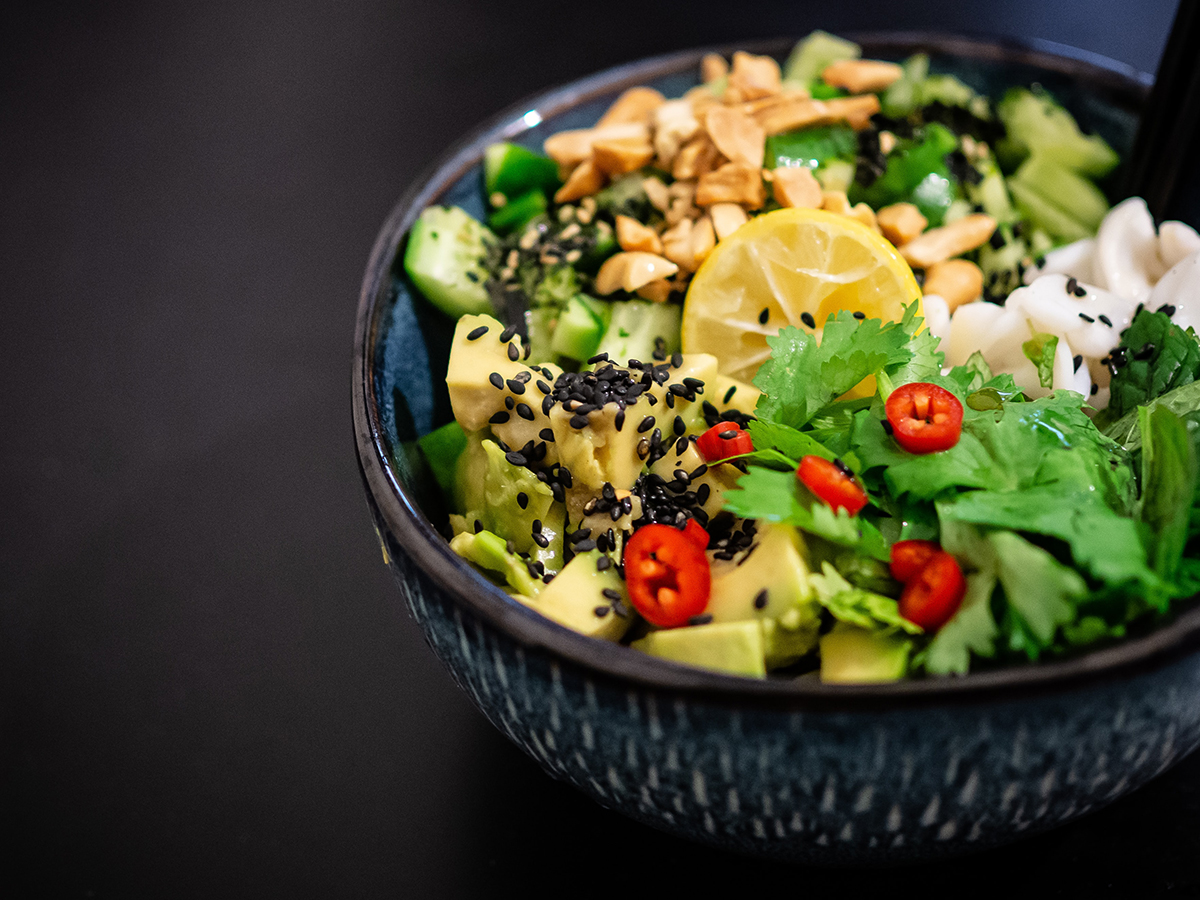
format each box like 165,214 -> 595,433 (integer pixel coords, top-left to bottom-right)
611,505 -> 623,521
675,436 -> 689,456
473,519 -> 483,533
507,343 -> 520,361
672,351 -> 683,368
504,396 -> 515,410
753,589 -> 769,610
615,409 -> 626,431
1078,313 -> 1095,323
542,395 -> 554,415
505,451 -> 527,466
1066,276 -> 1078,295
688,614 -> 713,626
665,392 -> 675,409
575,539 -> 597,552
672,415 -> 686,436
531,519 -> 542,533
505,539 -> 515,554
489,410 -> 510,424
559,467 -> 573,488
489,372 -> 504,389
696,483 -> 711,505
1091,383 -> 1099,396
1073,355 -> 1082,372
499,324 -> 517,343
594,606 -> 610,617
668,383 -> 688,397
533,532 -> 549,548
1135,303 -> 1145,318
1073,285 -> 1087,297
542,572 -> 554,583
722,385 -> 736,405
601,588 -> 622,601
597,555 -> 612,571
719,429 -> 737,440
801,312 -> 816,328
517,492 -> 528,509
758,307 -> 770,325
536,380 -> 552,394
1158,303 -> 1177,317
1098,314 -> 1113,327
506,378 -> 526,394
587,352 -> 610,364
853,311 -> 865,320
467,325 -> 489,341
516,403 -> 534,420
638,415 -> 656,433
570,414 -> 589,429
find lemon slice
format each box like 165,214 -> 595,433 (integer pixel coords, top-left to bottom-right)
681,207 -> 922,383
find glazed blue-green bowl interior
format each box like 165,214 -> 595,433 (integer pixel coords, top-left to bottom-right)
354,34 -> 1200,864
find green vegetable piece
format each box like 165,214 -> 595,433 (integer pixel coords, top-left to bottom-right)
450,529 -> 542,598
484,142 -> 560,202
1008,154 -> 1110,234
922,568 -> 1000,675
1139,405 -> 1198,598
880,53 -> 929,117
783,31 -> 861,85
990,530 -> 1085,653
550,294 -> 606,361
849,123 -> 960,226
920,74 -> 976,107
819,623 -> 912,683
403,206 -> 496,318
1022,331 -> 1059,389
417,420 -> 468,499
808,563 -> 923,634
592,298 -> 681,364
966,388 -> 1004,412
633,620 -> 767,678
1006,178 -> 1093,243
1101,309 -> 1200,428
764,125 -> 857,170
807,81 -> 848,100
996,87 -> 1119,178
487,188 -> 547,234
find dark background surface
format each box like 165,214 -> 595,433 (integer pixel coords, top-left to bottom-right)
4,1 -> 1199,897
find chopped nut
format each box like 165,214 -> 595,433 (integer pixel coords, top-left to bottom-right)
594,251 -> 680,295
690,214 -> 716,267
592,136 -> 656,176
554,158 -> 605,203
652,98 -> 700,169
821,59 -> 904,94
726,51 -> 782,101
696,162 -> 766,209
596,86 -> 666,128
665,179 -> 699,225
771,167 -> 823,209
709,202 -> 748,240
635,279 -> 674,303
642,176 -> 671,212
877,202 -> 927,247
616,214 -> 664,254
700,53 -> 728,84
820,190 -> 853,216
923,259 -> 984,311
660,218 -> 695,271
879,130 -> 897,155
544,122 -> 649,172
704,106 -> 766,169
752,92 -> 880,136
671,134 -> 724,181
849,202 -> 881,233
899,214 -> 997,268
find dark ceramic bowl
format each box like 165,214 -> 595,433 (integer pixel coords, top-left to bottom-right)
353,34 -> 1200,863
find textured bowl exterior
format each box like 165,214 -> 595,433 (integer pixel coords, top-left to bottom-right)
372,506 -> 1200,863
354,34 -> 1200,863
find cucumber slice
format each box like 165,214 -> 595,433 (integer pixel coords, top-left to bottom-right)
403,206 -> 495,318
880,53 -> 929,117
524,306 -> 557,363
967,161 -> 1017,224
1009,154 -> 1109,232
997,88 -> 1119,178
484,142 -> 560,202
1007,180 -> 1093,244
783,30 -> 860,84
550,294 -> 606,361
487,189 -> 547,234
593,299 -> 682,366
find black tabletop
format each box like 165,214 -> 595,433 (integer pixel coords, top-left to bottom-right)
4,1 -> 1198,896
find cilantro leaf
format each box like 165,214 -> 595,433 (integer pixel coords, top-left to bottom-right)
922,569 -> 999,675
808,562 -> 924,634
753,311 -> 913,429
746,418 -> 835,462
1099,309 -> 1200,427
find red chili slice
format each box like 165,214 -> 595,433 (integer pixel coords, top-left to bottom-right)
898,551 -> 966,631
889,539 -> 941,582
796,455 -> 869,516
682,518 -> 710,550
623,524 -> 712,628
885,382 -> 964,454
695,422 -> 753,463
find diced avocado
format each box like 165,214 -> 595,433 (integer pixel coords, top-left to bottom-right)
1008,154 -> 1109,234
450,529 -> 543,598
453,430 -> 489,516
632,620 -> 766,678
996,87 -> 1119,178
550,294 -> 606,361
706,523 -> 821,667
517,549 -> 632,641
711,373 -> 761,417
649,440 -> 740,521
417,420 -> 468,499
783,30 -> 860,85
487,188 -> 547,234
593,299 -> 682,365
645,352 -> 720,434
484,142 -> 560,202
404,206 -> 496,319
550,400 -> 645,494
819,622 -> 912,683
479,440 -> 563,561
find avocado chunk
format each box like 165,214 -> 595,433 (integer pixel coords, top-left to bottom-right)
632,620 -> 766,678
404,206 -> 496,319
705,523 -> 821,667
517,550 -> 632,641
450,529 -> 543,598
819,622 -> 913,683
550,400 -> 645,494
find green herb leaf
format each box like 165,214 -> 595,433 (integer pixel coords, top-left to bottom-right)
1100,309 -> 1200,427
1021,330 -> 1058,389
808,563 -> 924,634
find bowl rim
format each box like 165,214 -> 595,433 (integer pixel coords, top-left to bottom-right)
354,32 -> 1200,711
